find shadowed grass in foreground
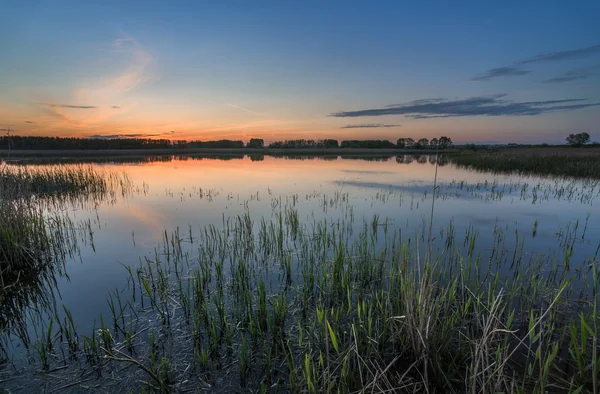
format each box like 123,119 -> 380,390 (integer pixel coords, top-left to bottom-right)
6,210 -> 599,393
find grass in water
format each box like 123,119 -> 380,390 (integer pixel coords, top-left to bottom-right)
449,147 -> 600,179
0,164 -> 131,365
4,208 -> 598,393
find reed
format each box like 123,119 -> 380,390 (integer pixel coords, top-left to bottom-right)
8,208 -> 596,393
450,149 -> 600,179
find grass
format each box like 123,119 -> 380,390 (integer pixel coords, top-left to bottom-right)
4,208 -> 598,393
0,164 -> 129,278
0,163 -> 132,202
0,164 -> 131,364
1,157 -> 599,392
450,147 -> 600,179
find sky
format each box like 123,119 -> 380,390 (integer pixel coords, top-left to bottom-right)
1,0 -> 599,144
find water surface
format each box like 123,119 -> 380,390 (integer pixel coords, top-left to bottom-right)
3,154 -> 600,364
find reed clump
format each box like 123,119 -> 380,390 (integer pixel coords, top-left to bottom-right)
450,148 -> 600,179
0,164 -> 130,364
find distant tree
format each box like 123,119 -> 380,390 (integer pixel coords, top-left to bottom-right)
396,138 -> 407,148
438,136 -> 453,149
566,132 -> 590,147
247,138 -> 264,148
322,139 -> 339,148
415,138 -> 429,149
429,138 -> 439,149
340,139 -> 395,149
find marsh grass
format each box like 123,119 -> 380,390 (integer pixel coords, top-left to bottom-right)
0,163 -> 132,204
2,159 -> 599,392
0,164 -> 131,366
5,207 -> 598,393
450,149 -> 600,179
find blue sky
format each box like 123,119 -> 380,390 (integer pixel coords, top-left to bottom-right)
1,0 -> 599,143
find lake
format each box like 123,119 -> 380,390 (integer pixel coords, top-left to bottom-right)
2,153 -> 599,392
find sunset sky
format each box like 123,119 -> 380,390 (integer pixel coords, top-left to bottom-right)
1,1 -> 599,144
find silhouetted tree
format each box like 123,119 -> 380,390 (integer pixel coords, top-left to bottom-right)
438,136 -> 453,149
322,139 -> 339,148
340,140 -> 395,149
415,138 -> 429,149
247,138 -> 265,148
566,133 -> 590,147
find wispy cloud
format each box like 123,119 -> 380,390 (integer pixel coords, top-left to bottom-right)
225,103 -> 261,116
341,123 -> 401,128
87,130 -> 177,139
329,94 -> 600,119
33,35 -> 155,131
542,66 -> 600,83
43,103 -> 97,109
473,43 -> 600,81
518,44 -> 600,65
471,67 -> 530,81
88,133 -> 161,139
25,121 -> 35,124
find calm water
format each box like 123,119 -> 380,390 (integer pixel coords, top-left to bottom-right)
4,154 -> 600,363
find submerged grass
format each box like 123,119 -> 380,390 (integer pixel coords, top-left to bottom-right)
6,208 -> 599,393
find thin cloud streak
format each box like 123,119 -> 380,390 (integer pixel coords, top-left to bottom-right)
225,103 -> 261,116
329,94 -> 600,118
44,103 -> 97,109
473,43 -> 600,81
88,133 -> 161,139
543,66 -> 600,83
471,67 -> 530,81
518,44 -> 600,65
341,124 -> 401,128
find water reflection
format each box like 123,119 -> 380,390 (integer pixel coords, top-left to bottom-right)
8,153 -> 455,166
0,166 -> 134,363
1,154 -> 599,373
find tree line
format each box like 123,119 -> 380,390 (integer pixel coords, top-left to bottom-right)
0,136 -> 454,150
266,136 -> 453,149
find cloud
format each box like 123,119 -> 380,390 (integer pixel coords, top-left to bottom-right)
329,94 -> 600,119
225,103 -> 261,116
87,129 -> 177,139
518,44 -> 600,65
25,121 -> 36,124
111,105 -> 121,109
473,44 -> 600,81
341,123 -> 401,128
88,133 -> 161,139
471,67 -> 530,81
44,103 -> 97,109
542,66 -> 600,83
